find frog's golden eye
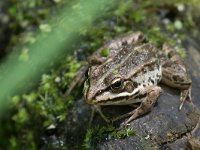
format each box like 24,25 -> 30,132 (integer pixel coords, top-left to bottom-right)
111,77 -> 124,91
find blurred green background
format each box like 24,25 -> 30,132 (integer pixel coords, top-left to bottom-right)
0,0 -> 199,149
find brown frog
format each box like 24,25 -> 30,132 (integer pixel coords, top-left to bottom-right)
82,31 -> 192,124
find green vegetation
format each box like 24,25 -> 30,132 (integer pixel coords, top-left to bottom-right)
101,48 -> 110,57
1,56 -> 83,149
0,0 -> 199,149
83,125 -> 135,149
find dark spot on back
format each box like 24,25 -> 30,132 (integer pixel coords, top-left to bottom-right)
148,77 -> 152,82
143,68 -> 147,73
151,79 -> 155,84
148,77 -> 155,84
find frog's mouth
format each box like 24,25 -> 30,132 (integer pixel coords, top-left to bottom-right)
92,88 -> 145,106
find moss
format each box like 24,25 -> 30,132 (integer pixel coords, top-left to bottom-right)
101,48 -> 110,57
0,55 -> 83,149
82,128 -> 94,150
82,125 -> 135,149
111,128 -> 135,139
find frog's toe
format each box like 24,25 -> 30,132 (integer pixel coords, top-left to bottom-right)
179,86 -> 192,111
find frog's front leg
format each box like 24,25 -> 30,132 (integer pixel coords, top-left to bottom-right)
90,86 -> 161,125
125,86 -> 162,124
161,43 -> 192,110
94,105 -> 110,123
88,105 -> 110,126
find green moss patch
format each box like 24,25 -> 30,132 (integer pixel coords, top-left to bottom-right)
83,125 -> 135,149
101,48 -> 110,57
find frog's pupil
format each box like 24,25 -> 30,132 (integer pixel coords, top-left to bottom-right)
113,80 -> 121,88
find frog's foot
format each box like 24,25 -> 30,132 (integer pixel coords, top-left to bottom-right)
124,86 -> 162,124
179,86 -> 192,111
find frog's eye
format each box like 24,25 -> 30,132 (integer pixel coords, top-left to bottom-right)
111,77 -> 124,91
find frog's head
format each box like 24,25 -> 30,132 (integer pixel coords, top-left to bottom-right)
83,31 -> 153,105
83,64 -> 140,106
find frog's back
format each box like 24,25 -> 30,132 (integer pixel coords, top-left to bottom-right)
96,43 -> 161,88
99,43 -> 158,76
118,43 -> 158,77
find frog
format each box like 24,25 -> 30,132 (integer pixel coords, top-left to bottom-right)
81,31 -> 192,124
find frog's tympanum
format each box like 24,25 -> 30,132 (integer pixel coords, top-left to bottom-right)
83,32 -> 192,124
